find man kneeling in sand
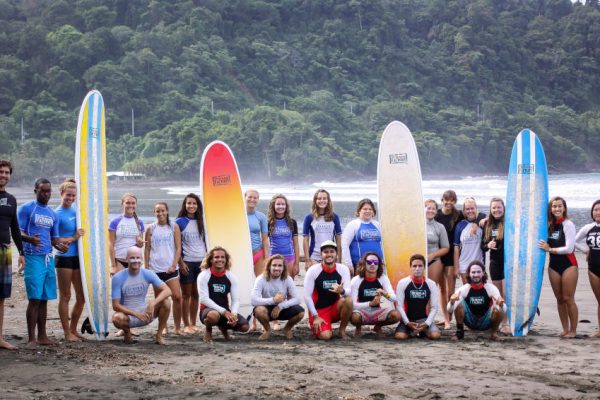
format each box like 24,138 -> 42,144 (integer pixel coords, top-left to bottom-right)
111,246 -> 172,344
447,260 -> 506,340
198,246 -> 250,342
394,254 -> 441,340
251,254 -> 304,340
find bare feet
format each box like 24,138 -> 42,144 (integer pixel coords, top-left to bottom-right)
444,322 -> 451,330
131,328 -> 140,337
203,332 -> 213,343
338,333 -> 351,340
283,327 -> 294,340
500,325 -> 512,335
183,326 -> 196,335
71,330 -> 85,340
373,325 -> 386,338
37,337 -> 59,346
0,339 -> 17,350
155,334 -> 166,345
593,331 -> 600,338
65,333 -> 81,342
258,331 -> 271,340
272,321 -> 281,331
354,327 -> 362,338
490,332 -> 501,341
26,341 -> 37,349
563,331 -> 577,339
559,331 -> 568,337
174,329 -> 182,336
161,327 -> 168,335
218,327 -> 231,340
192,326 -> 201,333
114,329 -> 124,337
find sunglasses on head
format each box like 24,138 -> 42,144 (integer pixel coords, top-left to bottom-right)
366,259 -> 379,265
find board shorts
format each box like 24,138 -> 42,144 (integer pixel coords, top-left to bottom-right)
156,270 -> 179,283
253,304 -> 304,321
127,312 -> 155,328
463,300 -> 493,331
489,260 -> 504,281
352,307 -> 393,325
252,248 -> 265,265
0,245 -> 12,299
395,318 -> 440,335
200,307 -> 249,331
308,298 -> 342,336
24,254 -> 57,301
179,261 -> 202,285
284,255 -> 295,265
55,255 -> 80,270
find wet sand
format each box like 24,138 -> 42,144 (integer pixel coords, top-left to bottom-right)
1,253 -> 600,399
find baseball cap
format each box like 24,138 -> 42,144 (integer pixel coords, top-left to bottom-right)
320,240 -> 337,250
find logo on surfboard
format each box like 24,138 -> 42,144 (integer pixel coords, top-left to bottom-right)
518,164 -> 535,174
389,153 -> 408,164
212,175 -> 231,186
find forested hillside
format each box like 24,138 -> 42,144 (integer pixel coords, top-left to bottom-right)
1,0 -> 599,181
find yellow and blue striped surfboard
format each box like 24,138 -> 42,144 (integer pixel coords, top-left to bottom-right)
75,90 -> 110,340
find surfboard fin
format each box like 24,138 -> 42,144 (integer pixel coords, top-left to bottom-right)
81,317 -> 93,335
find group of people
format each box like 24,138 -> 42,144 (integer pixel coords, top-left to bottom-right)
0,158 -> 599,349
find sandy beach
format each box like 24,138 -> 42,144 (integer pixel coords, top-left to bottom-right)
1,252 -> 599,400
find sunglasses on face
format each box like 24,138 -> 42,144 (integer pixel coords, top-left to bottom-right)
366,259 -> 379,265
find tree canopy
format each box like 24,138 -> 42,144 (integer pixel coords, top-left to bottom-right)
1,0 -> 599,181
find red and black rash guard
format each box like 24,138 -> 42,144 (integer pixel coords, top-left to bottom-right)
198,268 -> 240,314
303,263 -> 351,316
396,277 -> 439,325
548,218 -> 577,270
464,284 -> 491,317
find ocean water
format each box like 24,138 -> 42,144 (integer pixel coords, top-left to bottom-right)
159,173 -> 600,229
13,173 -> 597,229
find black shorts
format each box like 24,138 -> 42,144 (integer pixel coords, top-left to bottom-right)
200,308 -> 249,331
589,263 -> 600,278
441,246 -> 455,267
55,256 -> 80,270
156,270 -> 179,282
489,260 -> 504,281
179,261 -> 201,285
253,304 -> 304,321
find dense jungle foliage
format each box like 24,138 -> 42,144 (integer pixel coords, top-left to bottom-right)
1,0 -> 599,181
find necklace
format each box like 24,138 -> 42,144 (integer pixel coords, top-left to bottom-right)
411,279 -> 425,290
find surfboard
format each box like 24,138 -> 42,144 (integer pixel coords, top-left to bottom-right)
75,90 -> 110,340
505,129 -> 548,337
377,121 -> 427,289
201,141 -> 255,319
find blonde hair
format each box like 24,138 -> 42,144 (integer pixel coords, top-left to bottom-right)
59,178 -> 77,194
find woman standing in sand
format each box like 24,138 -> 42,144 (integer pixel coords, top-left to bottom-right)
435,190 -> 461,328
267,194 -> 299,278
302,189 -> 342,268
54,179 -> 85,342
145,202 -> 183,335
425,199 -> 449,327
342,198 -> 383,276
109,193 -> 144,275
245,189 -> 269,276
575,199 -> 600,337
538,196 -> 578,338
176,193 -> 207,334
481,197 -> 510,334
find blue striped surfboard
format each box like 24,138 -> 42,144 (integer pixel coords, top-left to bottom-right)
75,90 -> 110,340
504,129 -> 548,337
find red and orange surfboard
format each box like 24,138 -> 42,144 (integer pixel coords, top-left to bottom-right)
201,141 -> 254,318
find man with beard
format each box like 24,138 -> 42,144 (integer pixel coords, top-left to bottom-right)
304,240 -> 352,340
447,260 -> 506,340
